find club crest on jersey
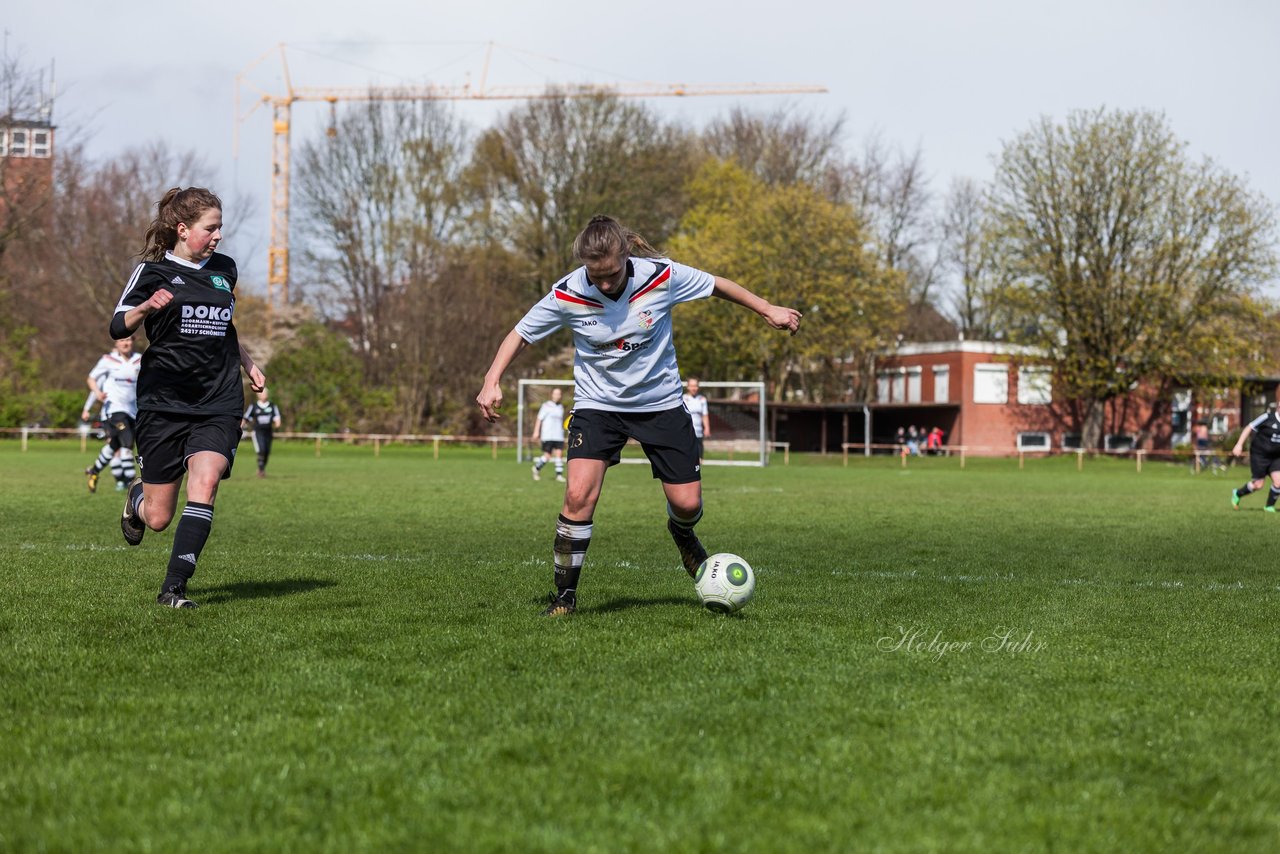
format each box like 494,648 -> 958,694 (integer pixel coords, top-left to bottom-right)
637,309 -> 655,330
210,275 -> 232,292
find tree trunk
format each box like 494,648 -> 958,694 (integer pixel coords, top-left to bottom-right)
1082,399 -> 1106,450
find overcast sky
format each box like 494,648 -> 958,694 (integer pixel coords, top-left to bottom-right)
8,0 -> 1279,290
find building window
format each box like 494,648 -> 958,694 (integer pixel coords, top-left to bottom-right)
973,364 -> 1008,404
891,371 -> 905,403
1017,431 -> 1051,450
31,129 -> 50,158
0,130 -> 7,156
1211,414 -> 1228,434
9,129 -> 27,157
906,367 -> 922,403
1104,434 -> 1135,451
1017,367 -> 1052,405
933,366 -> 949,403
1062,433 -> 1082,450
876,372 -> 891,404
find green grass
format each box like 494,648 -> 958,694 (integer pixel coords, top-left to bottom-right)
1,440 -> 1277,852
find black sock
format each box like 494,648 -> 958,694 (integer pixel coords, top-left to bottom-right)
1239,482 -> 1257,496
553,514 -> 592,594
90,446 -> 112,474
1268,488 -> 1280,508
160,502 -> 214,593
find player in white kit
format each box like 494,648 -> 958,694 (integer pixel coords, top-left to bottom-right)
531,387 -> 567,482
477,215 -> 801,616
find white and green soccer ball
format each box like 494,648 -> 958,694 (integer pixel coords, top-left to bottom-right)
694,553 -> 755,614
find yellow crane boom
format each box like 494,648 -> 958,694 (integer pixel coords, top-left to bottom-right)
236,43 -> 827,312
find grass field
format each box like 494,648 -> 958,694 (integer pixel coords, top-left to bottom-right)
1,439 -> 1278,852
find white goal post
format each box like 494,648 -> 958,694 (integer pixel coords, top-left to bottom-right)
516,379 -> 770,466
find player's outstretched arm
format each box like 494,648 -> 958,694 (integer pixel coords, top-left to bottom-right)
477,329 -> 530,423
710,277 -> 802,335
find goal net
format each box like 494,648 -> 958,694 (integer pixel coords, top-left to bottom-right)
516,379 -> 770,466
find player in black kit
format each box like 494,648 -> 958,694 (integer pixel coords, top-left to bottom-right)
1230,392 -> 1280,512
110,187 -> 266,608
242,387 -> 282,477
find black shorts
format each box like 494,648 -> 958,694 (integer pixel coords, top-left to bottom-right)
540,440 -> 564,454
693,436 -> 705,459
566,406 -> 701,484
136,410 -> 240,485
104,413 -> 136,451
1250,445 -> 1280,480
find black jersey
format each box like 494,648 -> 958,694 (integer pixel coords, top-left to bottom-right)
1247,410 -> 1280,454
110,252 -> 244,417
244,401 -> 280,429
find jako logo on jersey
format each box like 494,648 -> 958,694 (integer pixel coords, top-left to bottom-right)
576,319 -> 599,327
181,305 -> 233,321
210,275 -> 232,292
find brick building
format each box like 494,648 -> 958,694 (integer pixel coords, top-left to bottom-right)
1,116 -> 56,224
759,340 -> 1271,456
870,340 -> 1265,455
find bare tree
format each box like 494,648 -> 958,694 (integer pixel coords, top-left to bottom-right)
466,92 -> 698,294
852,135 -> 942,309
701,106 -> 855,203
940,176 -> 1001,339
5,141 -> 223,392
294,94 -> 481,430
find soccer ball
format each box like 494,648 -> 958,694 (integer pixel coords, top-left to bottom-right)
694,553 -> 755,614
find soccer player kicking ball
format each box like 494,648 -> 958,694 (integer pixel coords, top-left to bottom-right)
476,215 -> 801,616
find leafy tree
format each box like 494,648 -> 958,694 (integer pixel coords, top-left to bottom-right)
989,108 -> 1277,447
266,323 -> 390,433
668,161 -> 906,401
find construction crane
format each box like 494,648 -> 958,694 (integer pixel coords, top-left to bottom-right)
235,43 -> 827,313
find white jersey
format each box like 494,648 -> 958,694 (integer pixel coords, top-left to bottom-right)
536,401 -> 566,442
515,257 -> 715,412
683,393 -> 709,438
89,351 -> 142,418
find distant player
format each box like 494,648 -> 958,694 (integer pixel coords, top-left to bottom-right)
682,376 -> 710,463
242,387 -> 282,478
476,214 -> 801,616
531,387 -> 567,482
1231,397 -> 1280,511
81,337 -> 141,492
